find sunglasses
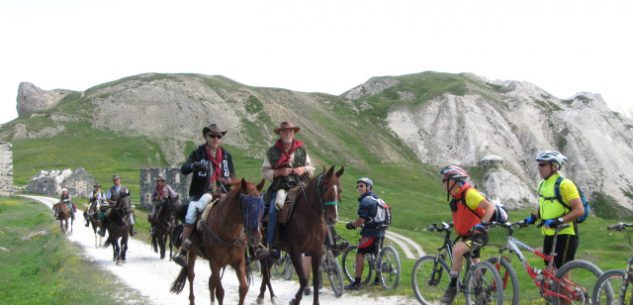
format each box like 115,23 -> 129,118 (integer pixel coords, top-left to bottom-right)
206,134 -> 222,139
356,184 -> 366,189
537,163 -> 549,168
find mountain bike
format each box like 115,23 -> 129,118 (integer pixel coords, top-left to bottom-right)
486,221 -> 604,305
341,227 -> 402,290
592,222 -> 633,305
272,250 -> 294,280
411,222 -> 504,305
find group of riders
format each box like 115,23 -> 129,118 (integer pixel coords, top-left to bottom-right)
59,120 -> 584,304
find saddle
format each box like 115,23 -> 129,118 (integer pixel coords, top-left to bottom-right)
277,186 -> 302,224
196,197 -> 219,233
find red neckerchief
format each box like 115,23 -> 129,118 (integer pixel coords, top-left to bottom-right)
205,146 -> 224,183
274,139 -> 303,168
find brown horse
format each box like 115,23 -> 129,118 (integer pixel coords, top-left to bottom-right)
256,166 -> 343,305
53,201 -> 73,233
151,195 -> 179,259
104,187 -> 131,265
170,178 -> 266,305
84,200 -> 103,248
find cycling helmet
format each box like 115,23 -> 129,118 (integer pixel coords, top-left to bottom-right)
536,150 -> 567,169
61,188 -> 68,192
356,177 -> 373,189
440,165 -> 469,182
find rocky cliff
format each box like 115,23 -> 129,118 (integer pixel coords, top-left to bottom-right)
6,72 -> 633,211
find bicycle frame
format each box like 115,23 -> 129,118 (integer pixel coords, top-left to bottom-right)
427,222 -> 478,288
495,222 -> 584,302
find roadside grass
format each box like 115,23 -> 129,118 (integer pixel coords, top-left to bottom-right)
0,196 -> 149,305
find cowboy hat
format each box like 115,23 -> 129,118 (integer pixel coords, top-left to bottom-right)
274,121 -> 301,134
154,174 -> 166,181
112,175 -> 120,180
202,123 -> 227,136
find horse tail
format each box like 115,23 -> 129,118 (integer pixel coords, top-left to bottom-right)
170,266 -> 188,294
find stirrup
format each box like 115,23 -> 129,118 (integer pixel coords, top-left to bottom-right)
173,252 -> 188,268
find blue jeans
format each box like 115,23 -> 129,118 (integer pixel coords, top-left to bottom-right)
266,192 -> 278,245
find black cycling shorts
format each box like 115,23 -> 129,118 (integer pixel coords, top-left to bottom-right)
543,234 -> 579,268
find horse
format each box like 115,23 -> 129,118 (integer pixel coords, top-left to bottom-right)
256,165 -> 343,305
53,201 -> 73,233
170,178 -> 266,305
104,188 -> 131,265
84,199 -> 103,248
151,195 -> 179,259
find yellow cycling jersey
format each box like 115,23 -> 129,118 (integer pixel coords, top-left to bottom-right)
464,188 -> 486,210
538,172 -> 580,236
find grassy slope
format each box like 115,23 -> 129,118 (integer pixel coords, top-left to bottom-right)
0,197 -> 149,305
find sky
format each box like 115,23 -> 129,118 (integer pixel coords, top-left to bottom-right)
1,0 -> 632,124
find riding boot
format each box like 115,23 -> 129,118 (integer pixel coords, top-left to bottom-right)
173,224 -> 193,268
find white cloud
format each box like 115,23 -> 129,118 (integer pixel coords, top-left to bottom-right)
1,0 -> 632,124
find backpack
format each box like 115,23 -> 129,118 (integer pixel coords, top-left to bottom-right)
461,188 -> 509,223
544,176 -> 591,223
369,197 -> 392,227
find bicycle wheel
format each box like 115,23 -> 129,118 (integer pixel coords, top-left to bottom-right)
411,255 -> 452,305
592,269 -> 627,305
341,245 -> 372,284
551,259 -> 604,305
378,246 -> 401,290
487,257 -> 519,305
272,253 -> 293,280
322,251 -> 344,297
465,260 -> 504,305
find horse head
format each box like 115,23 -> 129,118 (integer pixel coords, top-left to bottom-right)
317,165 -> 344,225
238,178 -> 266,248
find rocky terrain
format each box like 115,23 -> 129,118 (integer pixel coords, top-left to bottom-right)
3,71 -> 633,210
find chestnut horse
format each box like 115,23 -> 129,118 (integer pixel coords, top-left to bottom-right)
170,178 -> 266,305
53,201 -> 73,233
256,166 -> 343,305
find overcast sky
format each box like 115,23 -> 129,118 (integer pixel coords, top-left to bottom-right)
1,0 -> 632,124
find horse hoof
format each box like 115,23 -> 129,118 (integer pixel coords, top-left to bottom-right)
256,296 -> 264,305
271,296 -> 280,305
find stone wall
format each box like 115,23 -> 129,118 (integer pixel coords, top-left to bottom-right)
0,142 -> 13,193
139,168 -> 191,208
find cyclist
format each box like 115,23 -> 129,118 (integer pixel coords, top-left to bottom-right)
439,165 -> 496,304
523,150 -> 583,304
344,177 -> 385,290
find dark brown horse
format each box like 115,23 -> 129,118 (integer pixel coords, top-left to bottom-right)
256,166 -> 343,305
170,178 -> 266,305
151,195 -> 179,259
104,188 -> 131,265
53,201 -> 73,233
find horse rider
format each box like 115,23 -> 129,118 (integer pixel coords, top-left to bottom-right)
58,188 -> 76,220
173,123 -> 236,268
149,173 -> 178,236
261,121 -> 315,259
84,183 -> 105,227
99,175 -> 136,236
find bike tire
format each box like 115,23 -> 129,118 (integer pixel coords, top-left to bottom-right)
464,260 -> 504,305
341,245 -> 372,285
322,251 -> 345,297
411,255 -> 452,305
592,269 -> 624,305
487,257 -> 519,305
378,245 -> 401,290
551,259 -> 604,305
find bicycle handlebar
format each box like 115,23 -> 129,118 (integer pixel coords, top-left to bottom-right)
425,222 -> 453,232
607,223 -> 633,231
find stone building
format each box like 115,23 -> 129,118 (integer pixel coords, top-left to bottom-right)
0,142 -> 13,193
139,168 -> 191,208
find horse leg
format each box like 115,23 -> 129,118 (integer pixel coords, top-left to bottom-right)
159,231 -> 167,259
187,254 -> 197,305
121,234 -> 128,262
256,259 -> 269,304
288,250 -> 306,305
232,260 -> 248,305
311,254 -> 322,305
210,263 -> 225,305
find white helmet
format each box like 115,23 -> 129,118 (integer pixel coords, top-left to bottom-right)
536,150 -> 567,169
61,188 -> 68,193
356,177 -> 373,189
